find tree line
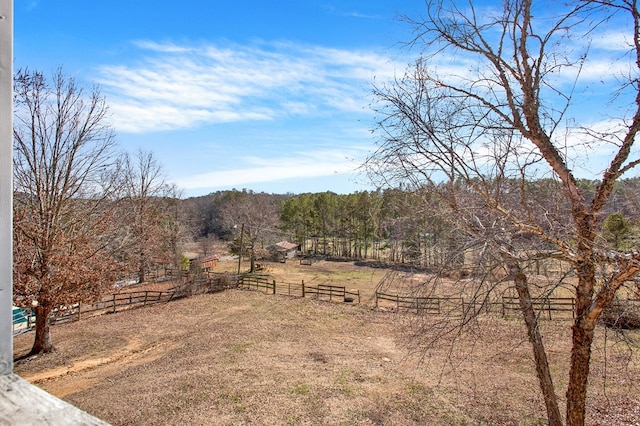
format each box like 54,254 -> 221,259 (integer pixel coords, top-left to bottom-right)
184,180 -> 640,268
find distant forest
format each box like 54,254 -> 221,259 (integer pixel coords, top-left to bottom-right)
178,177 -> 640,267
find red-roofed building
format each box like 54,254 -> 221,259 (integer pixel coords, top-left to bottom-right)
269,241 -> 300,261
201,255 -> 219,272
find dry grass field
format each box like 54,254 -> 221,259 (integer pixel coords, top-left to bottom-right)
216,257 -> 389,298
13,259 -> 640,425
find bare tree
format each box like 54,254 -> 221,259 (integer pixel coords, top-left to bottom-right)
366,1 -> 640,425
13,68 -> 119,355
219,190 -> 282,273
117,149 -> 177,283
197,233 -> 219,257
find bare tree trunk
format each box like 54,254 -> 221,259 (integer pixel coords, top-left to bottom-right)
249,244 -> 255,273
138,250 -> 146,284
506,256 -> 563,426
30,304 -> 54,354
566,322 -> 593,426
566,264 -> 597,426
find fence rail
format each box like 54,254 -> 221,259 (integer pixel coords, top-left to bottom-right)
275,281 -> 305,297
501,296 -> 575,320
14,273 -> 363,336
12,289 -> 176,335
238,276 -> 360,303
375,293 -> 441,314
239,275 -> 275,294
18,272 -> 620,336
374,292 -> 589,320
50,290 -> 177,325
305,284 -> 361,303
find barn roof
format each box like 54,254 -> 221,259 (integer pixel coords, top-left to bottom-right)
275,241 -> 299,251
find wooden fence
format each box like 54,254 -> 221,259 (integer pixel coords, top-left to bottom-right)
275,281 -> 305,297
375,292 -> 581,320
238,276 -> 360,303
14,273 -> 241,333
15,273 -> 363,335
17,272 -> 612,336
49,290 -> 177,325
305,284 -> 361,303
239,275 -> 275,294
501,296 -> 575,320
171,273 -> 239,299
375,293 -> 442,314
12,290 -> 176,335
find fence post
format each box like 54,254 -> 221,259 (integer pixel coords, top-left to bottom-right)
302,280 -> 305,298
375,292 -> 378,308
273,280 -> 276,295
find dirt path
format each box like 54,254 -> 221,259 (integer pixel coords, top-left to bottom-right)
21,338 -> 179,398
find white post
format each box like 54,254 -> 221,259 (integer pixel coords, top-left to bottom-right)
0,0 -> 13,376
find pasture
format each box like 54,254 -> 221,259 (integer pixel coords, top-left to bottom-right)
13,259 -> 640,425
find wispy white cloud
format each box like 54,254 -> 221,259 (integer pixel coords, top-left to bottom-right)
132,40 -> 193,53
175,149 -> 359,190
591,32 -> 633,52
97,40 -> 397,133
321,5 -> 381,20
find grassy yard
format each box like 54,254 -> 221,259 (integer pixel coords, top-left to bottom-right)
13,260 -> 640,425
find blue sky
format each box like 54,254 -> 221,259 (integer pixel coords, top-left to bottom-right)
15,1 -> 418,197
14,1 -> 638,197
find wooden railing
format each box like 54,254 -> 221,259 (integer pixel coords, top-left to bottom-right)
304,284 -> 360,303
49,290 -> 176,325
239,275 -> 275,294
17,274 -> 609,336
375,293 -> 441,314
501,296 -> 575,320
239,276 -> 360,303
374,292 -> 582,320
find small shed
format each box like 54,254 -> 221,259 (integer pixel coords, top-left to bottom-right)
269,241 -> 300,261
201,255 -> 219,272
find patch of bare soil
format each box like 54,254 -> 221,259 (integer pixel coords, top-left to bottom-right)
13,270 -> 640,425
